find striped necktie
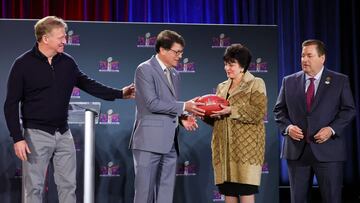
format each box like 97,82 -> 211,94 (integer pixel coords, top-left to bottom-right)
164,68 -> 175,92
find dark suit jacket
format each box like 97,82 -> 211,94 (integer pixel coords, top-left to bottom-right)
274,68 -> 355,161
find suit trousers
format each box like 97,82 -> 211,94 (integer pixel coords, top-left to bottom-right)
132,144 -> 177,203
287,144 -> 343,203
23,128 -> 76,203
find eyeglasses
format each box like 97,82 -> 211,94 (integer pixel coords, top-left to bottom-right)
168,49 -> 184,56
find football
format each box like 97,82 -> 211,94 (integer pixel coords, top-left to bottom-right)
195,94 -> 229,116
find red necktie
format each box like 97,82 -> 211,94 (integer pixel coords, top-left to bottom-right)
306,78 -> 315,112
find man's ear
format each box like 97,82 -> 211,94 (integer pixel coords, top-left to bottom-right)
159,47 -> 166,55
321,54 -> 326,64
41,35 -> 48,44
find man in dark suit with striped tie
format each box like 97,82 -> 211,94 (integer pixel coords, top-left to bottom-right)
273,39 -> 356,203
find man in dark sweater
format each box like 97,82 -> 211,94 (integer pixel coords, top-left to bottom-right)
3,16 -> 135,203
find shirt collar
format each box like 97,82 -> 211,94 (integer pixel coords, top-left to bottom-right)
155,54 -> 169,72
32,42 -> 61,63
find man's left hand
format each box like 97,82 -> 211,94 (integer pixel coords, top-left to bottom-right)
122,83 -> 135,99
314,127 -> 333,144
181,115 -> 198,131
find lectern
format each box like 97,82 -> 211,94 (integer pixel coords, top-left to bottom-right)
69,102 -> 101,203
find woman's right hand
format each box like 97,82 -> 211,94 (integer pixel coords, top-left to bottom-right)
210,104 -> 231,118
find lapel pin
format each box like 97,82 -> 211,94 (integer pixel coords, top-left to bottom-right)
325,76 -> 331,85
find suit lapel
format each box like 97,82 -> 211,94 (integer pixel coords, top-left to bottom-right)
150,56 -> 176,96
217,79 -> 231,99
297,72 -> 307,114
310,69 -> 328,112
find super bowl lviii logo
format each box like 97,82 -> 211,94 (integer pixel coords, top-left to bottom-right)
99,109 -> 120,124
263,112 -> 268,123
248,57 -> 268,72
100,161 -> 120,177
14,167 -> 22,178
137,32 -> 156,47
175,58 -> 196,73
71,87 -> 80,98
73,135 -> 81,152
212,33 -> 231,48
262,162 -> 269,174
176,161 -> 197,176
212,190 -> 225,202
66,30 -> 80,46
99,57 -> 120,72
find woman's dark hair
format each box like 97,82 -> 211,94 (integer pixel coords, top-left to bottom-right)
223,44 -> 252,72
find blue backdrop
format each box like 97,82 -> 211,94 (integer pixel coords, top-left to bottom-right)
0,20 -> 278,203
1,0 -> 359,199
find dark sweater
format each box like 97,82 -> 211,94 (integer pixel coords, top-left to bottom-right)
4,44 -> 123,143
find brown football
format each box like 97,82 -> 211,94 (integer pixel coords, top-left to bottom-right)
195,94 -> 229,116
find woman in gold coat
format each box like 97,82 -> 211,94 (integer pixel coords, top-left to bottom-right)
206,44 -> 267,203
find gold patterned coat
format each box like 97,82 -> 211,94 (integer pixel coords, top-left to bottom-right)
212,71 -> 267,186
